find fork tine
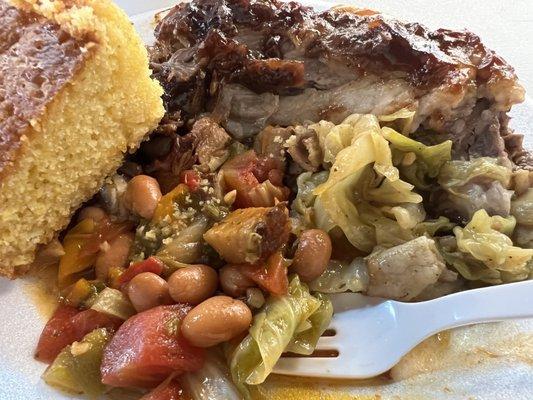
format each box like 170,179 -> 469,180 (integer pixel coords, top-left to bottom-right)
274,357 -> 342,377
273,294 -> 401,378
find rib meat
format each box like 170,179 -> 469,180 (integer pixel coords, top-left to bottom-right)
151,0 -> 530,167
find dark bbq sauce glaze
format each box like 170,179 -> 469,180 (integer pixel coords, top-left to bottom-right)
0,0 -> 91,175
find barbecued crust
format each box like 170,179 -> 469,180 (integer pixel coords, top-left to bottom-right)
151,0 -> 529,166
152,0 -> 525,102
0,0 -> 164,278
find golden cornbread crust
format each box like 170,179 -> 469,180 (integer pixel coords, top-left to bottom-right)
0,0 -> 164,278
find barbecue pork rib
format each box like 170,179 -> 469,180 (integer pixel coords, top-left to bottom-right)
150,0 -> 531,168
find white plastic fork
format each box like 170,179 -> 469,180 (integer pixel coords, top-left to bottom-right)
273,280 -> 533,379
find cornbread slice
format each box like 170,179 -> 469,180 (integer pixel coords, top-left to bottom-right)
0,0 -> 164,278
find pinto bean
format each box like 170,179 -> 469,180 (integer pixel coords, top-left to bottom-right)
123,175 -> 162,220
167,265 -> 218,305
291,229 -> 332,282
181,296 -> 252,347
219,265 -> 255,297
127,272 -> 171,312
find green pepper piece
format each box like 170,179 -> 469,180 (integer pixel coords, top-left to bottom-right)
42,328 -> 111,398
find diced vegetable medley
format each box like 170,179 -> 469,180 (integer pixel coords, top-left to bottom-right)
35,106 -> 532,398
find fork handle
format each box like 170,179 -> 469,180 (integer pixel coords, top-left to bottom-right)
412,280 -> 533,334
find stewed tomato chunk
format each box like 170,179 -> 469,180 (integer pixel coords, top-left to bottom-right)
35,305 -> 122,364
221,150 -> 289,208
101,304 -> 205,388
116,256 -> 165,287
241,251 -> 289,296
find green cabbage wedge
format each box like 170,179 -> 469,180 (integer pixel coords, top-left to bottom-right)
311,112 -> 429,252
446,210 -> 533,283
229,276 -> 332,392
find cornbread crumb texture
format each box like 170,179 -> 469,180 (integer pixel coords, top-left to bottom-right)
0,0 -> 164,277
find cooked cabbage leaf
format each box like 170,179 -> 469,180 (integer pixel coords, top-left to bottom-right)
229,276 -> 332,391
291,171 -> 329,232
443,210 -> 533,283
311,110 -> 415,165
293,171 -> 329,215
435,157 -> 513,221
382,203 -> 426,230
312,114 -> 423,252
365,176 -> 423,204
454,210 -> 532,270
308,258 -> 369,293
315,129 -> 396,193
285,292 -> 333,355
511,188 -> 533,226
413,216 -> 455,236
315,171 -> 377,252
311,114 -> 381,164
378,108 -> 415,133
440,248 -> 506,283
371,214 -> 418,248
439,158 -> 512,190
382,127 -> 452,189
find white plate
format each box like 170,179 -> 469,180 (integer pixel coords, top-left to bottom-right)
0,1 -> 532,399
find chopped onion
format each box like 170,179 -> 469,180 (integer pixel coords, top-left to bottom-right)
308,258 -> 369,294
180,351 -> 241,400
91,288 -> 135,320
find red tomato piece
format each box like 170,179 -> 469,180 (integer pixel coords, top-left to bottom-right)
222,151 -> 289,208
101,304 -> 205,388
117,257 -> 164,287
222,151 -> 260,208
35,305 -> 78,363
242,252 -> 289,296
35,306 -> 122,364
180,170 -> 200,192
252,155 -> 284,183
71,309 -> 122,336
140,379 -> 187,400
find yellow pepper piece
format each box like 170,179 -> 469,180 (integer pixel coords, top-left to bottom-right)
58,219 -> 97,288
65,278 -> 94,308
152,184 -> 189,222
107,266 -> 126,289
